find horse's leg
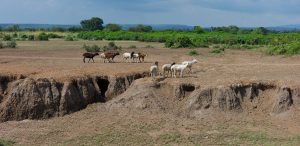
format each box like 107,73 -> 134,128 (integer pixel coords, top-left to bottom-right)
83,57 -> 86,63
88,58 -> 91,63
92,57 -> 95,63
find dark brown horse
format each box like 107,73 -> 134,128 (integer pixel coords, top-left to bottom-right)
83,52 -> 99,63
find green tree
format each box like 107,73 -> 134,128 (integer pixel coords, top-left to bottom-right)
129,24 -> 152,32
80,17 -> 104,31
6,25 -> 20,32
193,26 -> 204,34
105,23 -> 122,31
252,27 -> 269,35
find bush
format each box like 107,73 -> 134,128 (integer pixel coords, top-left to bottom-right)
65,35 -> 74,41
165,36 -> 194,48
174,36 -> 194,48
210,47 -> 225,54
187,50 -> 200,56
82,44 -> 101,52
28,35 -> 35,41
3,35 -> 12,41
37,32 -> 49,41
105,42 -> 122,51
20,34 -> 28,39
165,38 -> 175,48
266,42 -> 300,55
144,45 -> 155,48
0,41 -> 3,49
6,40 -> 17,48
47,33 -> 62,39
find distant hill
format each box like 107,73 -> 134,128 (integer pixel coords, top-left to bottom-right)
121,24 -> 194,31
0,24 -> 79,29
1,23 -> 300,32
0,23 -> 194,31
267,24 -> 300,31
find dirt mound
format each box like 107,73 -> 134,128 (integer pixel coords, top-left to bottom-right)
108,79 -> 299,117
0,73 -> 147,122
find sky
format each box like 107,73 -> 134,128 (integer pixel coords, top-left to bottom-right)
0,0 -> 300,27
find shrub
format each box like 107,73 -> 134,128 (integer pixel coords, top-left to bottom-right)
210,47 -> 225,54
174,36 -> 194,48
12,33 -> 18,38
3,35 -> 12,41
165,38 -> 175,48
0,41 -> 3,49
6,40 -> 17,48
128,45 -> 137,49
105,42 -> 122,51
65,35 -> 74,41
82,44 -> 101,52
144,45 -> 155,48
187,50 -> 200,56
47,33 -> 62,38
20,34 -> 28,39
266,42 -> 300,55
28,35 -> 35,41
37,32 -> 49,41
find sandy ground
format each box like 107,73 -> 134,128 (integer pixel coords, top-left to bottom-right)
1,40 -> 300,86
1,40 -> 300,145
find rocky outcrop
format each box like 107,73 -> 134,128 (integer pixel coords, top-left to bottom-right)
0,73 -> 147,122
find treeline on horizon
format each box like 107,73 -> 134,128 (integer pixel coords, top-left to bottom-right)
1,17 -> 300,55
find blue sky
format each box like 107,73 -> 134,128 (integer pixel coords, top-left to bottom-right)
0,0 -> 300,27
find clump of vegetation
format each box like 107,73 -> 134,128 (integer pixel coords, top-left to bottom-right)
28,35 -> 35,41
3,35 -> 12,41
82,44 -> 101,52
103,42 -> 122,51
37,32 -> 49,41
47,33 -> 63,39
65,35 -> 75,41
6,40 -> 17,48
0,139 -> 15,146
210,45 -> 225,54
129,24 -> 152,32
266,42 -> 300,55
165,36 -> 194,48
105,23 -> 122,32
187,50 -> 200,56
144,45 -> 155,48
128,45 -> 137,49
0,41 -> 4,49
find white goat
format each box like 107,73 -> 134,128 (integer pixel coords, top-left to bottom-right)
123,52 -> 134,62
132,53 -> 140,63
182,59 -> 198,73
162,62 -> 176,77
171,64 -> 189,78
150,61 -> 159,78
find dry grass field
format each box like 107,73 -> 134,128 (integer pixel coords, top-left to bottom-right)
1,40 -> 300,145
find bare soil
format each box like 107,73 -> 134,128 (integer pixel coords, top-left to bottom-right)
1,40 -> 300,145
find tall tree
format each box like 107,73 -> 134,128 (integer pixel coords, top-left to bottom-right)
80,17 -> 104,31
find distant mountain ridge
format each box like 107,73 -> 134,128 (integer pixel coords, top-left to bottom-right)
1,23 -> 300,31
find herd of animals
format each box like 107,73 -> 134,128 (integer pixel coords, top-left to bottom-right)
82,51 -> 198,78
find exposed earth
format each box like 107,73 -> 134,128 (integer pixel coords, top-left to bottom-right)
1,40 -> 300,145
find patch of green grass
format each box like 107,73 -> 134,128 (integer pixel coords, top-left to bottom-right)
210,48 -> 225,54
187,50 -> 200,56
266,42 -> 300,56
157,132 -> 185,145
0,139 -> 15,146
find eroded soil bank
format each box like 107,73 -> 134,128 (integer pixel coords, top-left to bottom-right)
1,73 -> 300,123
0,73 -> 147,122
